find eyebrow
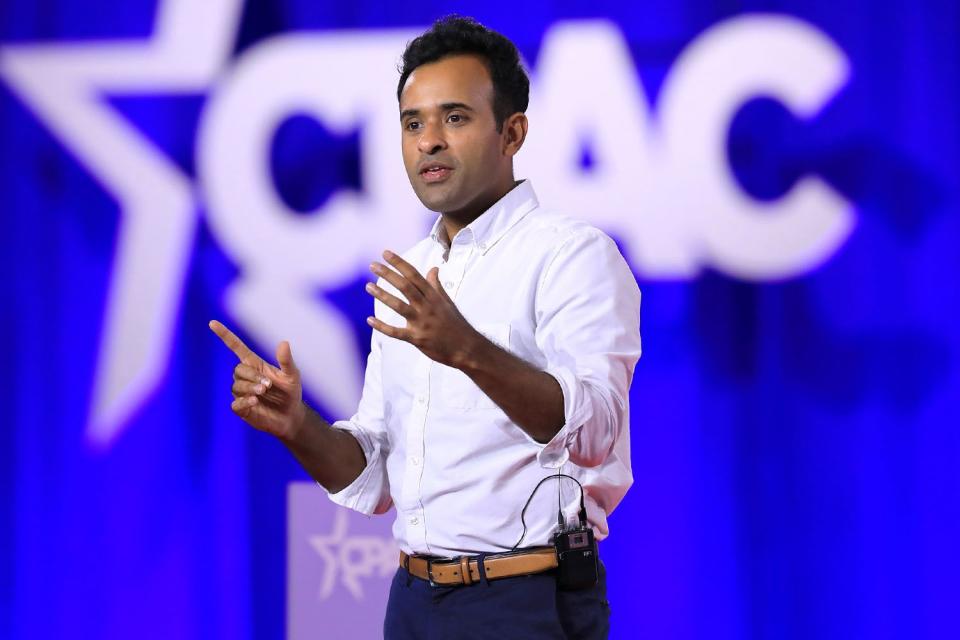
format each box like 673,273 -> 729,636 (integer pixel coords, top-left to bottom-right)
399,102 -> 476,120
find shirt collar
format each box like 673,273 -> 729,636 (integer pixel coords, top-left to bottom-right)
428,180 -> 539,255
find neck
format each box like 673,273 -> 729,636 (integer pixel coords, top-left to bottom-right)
440,176 -> 520,244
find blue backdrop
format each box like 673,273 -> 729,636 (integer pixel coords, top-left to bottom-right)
2,1 -> 958,638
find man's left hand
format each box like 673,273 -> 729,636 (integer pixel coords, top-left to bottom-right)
365,250 -> 481,369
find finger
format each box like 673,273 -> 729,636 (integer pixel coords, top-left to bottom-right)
231,395 -> 284,428
366,316 -> 409,342
232,379 -> 268,397
209,320 -> 260,364
370,261 -> 424,304
382,250 -> 431,295
426,267 -> 448,297
230,395 -> 272,423
231,395 -> 258,414
365,282 -> 414,317
234,363 -> 272,387
276,340 -> 299,377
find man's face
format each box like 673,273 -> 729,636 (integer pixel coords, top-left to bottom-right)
399,54 -> 510,216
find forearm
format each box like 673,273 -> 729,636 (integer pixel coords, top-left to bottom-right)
457,332 -> 566,443
280,403 -> 368,493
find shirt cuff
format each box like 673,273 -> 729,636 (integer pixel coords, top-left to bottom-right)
537,365 -> 594,468
322,420 -> 387,516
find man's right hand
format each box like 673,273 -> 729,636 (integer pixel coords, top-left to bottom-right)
209,319 -> 306,442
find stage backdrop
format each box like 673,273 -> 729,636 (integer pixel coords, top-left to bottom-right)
2,0 -> 958,638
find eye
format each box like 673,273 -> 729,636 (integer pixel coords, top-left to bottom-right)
405,120 -> 421,131
447,113 -> 466,124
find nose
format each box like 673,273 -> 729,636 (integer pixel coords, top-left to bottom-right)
417,120 -> 447,155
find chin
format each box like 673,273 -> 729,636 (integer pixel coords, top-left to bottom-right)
414,187 -> 459,213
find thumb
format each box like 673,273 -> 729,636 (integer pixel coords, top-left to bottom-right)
427,267 -> 444,294
276,340 -> 299,376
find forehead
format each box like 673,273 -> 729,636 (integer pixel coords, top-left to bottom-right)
399,54 -> 494,112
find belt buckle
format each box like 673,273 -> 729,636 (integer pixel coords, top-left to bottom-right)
426,558 -> 438,588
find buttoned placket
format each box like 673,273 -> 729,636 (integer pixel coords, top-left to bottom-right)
399,234 -> 476,554
398,239 -> 440,550
439,239 -> 470,300
400,348 -> 431,550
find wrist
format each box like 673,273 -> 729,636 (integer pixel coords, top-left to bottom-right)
281,400 -> 309,445
454,327 -> 494,374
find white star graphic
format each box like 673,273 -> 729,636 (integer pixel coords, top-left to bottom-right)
308,508 -> 399,601
0,0 -> 245,447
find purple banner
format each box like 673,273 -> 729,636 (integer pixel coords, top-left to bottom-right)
287,482 -> 399,639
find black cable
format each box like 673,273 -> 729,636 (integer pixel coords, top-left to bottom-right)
511,473 -> 586,551
557,467 -> 563,530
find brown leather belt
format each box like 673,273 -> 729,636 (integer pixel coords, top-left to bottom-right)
400,547 -> 558,586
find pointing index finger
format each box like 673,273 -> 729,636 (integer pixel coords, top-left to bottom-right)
209,320 -> 259,364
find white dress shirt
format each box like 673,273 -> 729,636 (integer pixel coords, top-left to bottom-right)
326,180 -> 641,558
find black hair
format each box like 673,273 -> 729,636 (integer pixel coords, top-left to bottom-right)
397,16 -> 529,132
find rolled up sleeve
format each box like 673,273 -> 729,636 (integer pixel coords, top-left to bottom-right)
324,332 -> 393,515
533,229 -> 641,469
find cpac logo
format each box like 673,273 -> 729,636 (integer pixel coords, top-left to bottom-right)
0,0 -> 853,447
309,509 -> 399,601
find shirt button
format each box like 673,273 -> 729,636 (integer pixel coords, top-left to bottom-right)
416,395 -> 426,405
409,516 -> 419,525
443,281 -> 453,290
411,456 -> 421,466
479,243 -> 487,251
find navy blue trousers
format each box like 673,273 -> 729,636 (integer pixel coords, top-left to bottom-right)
383,560 -> 609,639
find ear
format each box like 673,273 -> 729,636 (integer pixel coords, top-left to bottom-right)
501,112 -> 528,157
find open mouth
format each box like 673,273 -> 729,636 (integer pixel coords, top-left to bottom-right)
420,165 -> 453,183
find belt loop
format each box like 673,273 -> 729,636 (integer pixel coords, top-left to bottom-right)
459,556 -> 472,586
476,553 -> 490,587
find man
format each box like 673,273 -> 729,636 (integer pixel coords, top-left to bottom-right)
210,16 -> 641,639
